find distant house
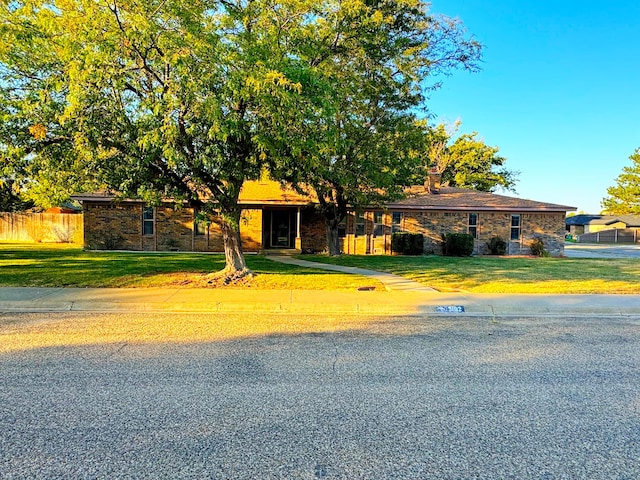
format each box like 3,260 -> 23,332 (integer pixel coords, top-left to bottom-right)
565,214 -> 640,235
73,178 -> 575,256
565,214 -> 640,244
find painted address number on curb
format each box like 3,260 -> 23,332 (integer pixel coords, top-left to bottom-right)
435,305 -> 465,313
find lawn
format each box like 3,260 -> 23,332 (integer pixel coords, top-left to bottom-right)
300,254 -> 640,294
2,243 -> 639,293
0,243 -> 382,290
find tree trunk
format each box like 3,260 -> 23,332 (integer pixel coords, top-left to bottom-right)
326,220 -> 341,256
212,209 -> 252,283
314,185 -> 347,256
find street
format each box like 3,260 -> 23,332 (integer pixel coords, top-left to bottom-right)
1,311 -> 639,479
564,243 -> 640,259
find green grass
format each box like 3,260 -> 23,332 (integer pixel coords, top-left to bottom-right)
3,243 -> 640,293
300,254 -> 640,294
0,243 -> 381,290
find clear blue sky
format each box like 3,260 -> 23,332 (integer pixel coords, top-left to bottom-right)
427,0 -> 640,213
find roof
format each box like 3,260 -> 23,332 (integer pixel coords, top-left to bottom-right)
72,181 -> 317,206
73,182 -> 575,213
565,214 -> 640,226
387,186 -> 575,212
238,181 -> 317,206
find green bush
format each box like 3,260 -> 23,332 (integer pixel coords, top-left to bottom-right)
487,236 -> 507,255
443,233 -> 474,256
391,232 -> 424,255
530,238 -> 549,257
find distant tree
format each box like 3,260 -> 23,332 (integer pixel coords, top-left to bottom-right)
426,124 -> 518,193
0,178 -> 33,212
602,148 -> 640,214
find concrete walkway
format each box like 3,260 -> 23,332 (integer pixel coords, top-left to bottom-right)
268,255 -> 437,292
1,286 -> 639,317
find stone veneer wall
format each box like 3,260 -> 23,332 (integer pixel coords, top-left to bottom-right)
83,203 -> 144,250
84,202 -> 264,252
83,201 -> 566,256
405,210 -> 567,256
315,210 -> 567,256
300,207 -> 327,253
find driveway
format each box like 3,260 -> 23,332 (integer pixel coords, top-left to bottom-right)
1,311 -> 638,479
564,242 -> 640,258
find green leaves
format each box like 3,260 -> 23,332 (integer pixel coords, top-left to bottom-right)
427,124 -> 518,193
602,148 -> 640,214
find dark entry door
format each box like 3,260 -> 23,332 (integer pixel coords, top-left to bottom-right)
270,210 -> 294,248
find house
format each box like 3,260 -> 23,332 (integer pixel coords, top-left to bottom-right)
72,179 -> 575,256
565,214 -> 640,243
565,214 -> 640,235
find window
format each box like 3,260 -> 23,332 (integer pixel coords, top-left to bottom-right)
195,220 -> 208,236
338,217 -> 347,238
142,207 -> 154,235
510,214 -> 521,240
355,212 -> 365,237
373,211 -> 384,237
392,212 -> 403,233
468,213 -> 478,239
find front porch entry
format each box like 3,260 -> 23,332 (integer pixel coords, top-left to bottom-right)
264,208 -> 301,251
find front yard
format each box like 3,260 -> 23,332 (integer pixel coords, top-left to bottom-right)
0,243 -> 381,290
300,254 -> 640,294
1,243 -> 639,293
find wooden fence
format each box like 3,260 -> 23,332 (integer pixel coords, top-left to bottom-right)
577,228 -> 639,244
0,213 -> 83,243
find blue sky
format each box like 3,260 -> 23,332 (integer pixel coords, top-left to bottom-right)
427,0 -> 640,213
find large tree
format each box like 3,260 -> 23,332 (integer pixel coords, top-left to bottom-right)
602,148 -> 640,214
1,0 -> 317,279
275,1 -> 482,255
1,0 -> 482,266
427,123 -> 518,193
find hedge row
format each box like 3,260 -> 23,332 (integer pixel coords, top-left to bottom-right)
391,232 -> 424,255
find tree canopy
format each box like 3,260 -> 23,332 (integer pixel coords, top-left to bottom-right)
1,0 -> 482,267
270,2 -> 482,254
602,148 -> 640,214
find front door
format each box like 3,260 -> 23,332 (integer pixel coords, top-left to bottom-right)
270,210 -> 294,248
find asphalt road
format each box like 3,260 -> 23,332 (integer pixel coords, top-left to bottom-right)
1,312 -> 639,479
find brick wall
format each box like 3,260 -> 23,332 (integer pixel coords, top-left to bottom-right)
300,207 -> 327,253
402,210 -> 566,256
83,201 -> 566,256
84,203 -> 143,250
84,202 -> 265,252
155,206 -> 194,251
336,210 -> 566,256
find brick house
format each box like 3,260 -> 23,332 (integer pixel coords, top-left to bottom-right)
73,179 -> 575,256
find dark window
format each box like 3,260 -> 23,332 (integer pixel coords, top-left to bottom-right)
143,207 -> 154,235
392,212 -> 403,233
195,220 -> 207,236
373,211 -> 384,237
510,214 -> 521,240
355,212 -> 365,236
338,215 -> 348,238
468,213 -> 478,239
338,217 -> 347,238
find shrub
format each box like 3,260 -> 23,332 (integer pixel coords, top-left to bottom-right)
443,233 -> 474,256
530,238 -> 549,257
53,225 -> 77,243
391,232 -> 424,255
97,233 -> 124,250
486,236 -> 507,255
